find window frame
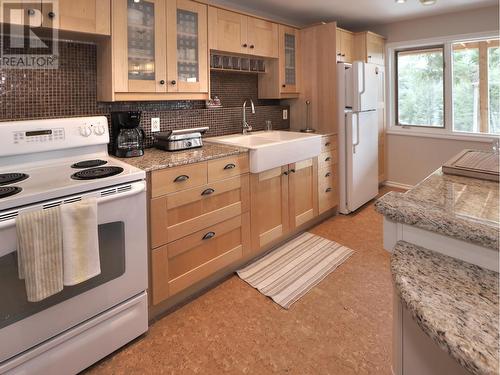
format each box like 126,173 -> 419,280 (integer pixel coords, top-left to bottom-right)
394,45 -> 446,129
386,31 -> 500,142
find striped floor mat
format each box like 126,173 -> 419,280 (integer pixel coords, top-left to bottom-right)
237,232 -> 354,309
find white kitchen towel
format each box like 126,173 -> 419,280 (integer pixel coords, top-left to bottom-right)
16,206 -> 64,302
61,197 -> 101,285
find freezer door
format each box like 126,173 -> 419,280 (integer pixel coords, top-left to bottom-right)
351,62 -> 378,112
346,111 -> 379,212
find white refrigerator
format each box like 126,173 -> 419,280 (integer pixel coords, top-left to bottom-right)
337,61 -> 379,214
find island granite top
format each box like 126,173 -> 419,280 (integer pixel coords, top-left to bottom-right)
375,169 -> 499,250
392,241 -> 499,375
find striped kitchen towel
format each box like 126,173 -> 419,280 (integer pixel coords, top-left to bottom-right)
237,232 -> 354,309
16,206 -> 63,302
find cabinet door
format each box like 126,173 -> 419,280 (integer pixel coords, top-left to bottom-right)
207,7 -> 247,55
341,30 -> 354,63
166,0 -> 208,93
246,16 -> 278,58
289,159 -> 318,229
113,0 -> 167,93
279,25 -> 300,93
42,0 -> 110,35
336,28 -> 342,61
0,0 -> 42,27
250,167 -> 289,252
366,33 -> 385,66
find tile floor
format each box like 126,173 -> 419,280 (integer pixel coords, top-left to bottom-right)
85,188 -> 397,375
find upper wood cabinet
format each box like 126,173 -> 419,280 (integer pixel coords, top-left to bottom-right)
336,28 -> 354,63
208,6 -> 278,58
0,0 -> 110,35
97,0 -> 208,101
354,31 -> 385,66
258,24 -> 300,99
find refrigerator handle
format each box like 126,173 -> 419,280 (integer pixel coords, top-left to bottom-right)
360,62 -> 366,96
352,113 -> 360,153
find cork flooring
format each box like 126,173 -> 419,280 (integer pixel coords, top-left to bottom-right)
85,188 -> 396,375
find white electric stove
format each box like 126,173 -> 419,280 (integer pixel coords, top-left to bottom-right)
0,117 -> 148,375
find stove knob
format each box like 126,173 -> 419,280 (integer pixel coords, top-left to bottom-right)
79,125 -> 92,137
93,125 -> 106,136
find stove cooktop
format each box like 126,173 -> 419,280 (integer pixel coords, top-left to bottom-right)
71,166 -> 124,180
0,186 -> 22,199
71,159 -> 108,169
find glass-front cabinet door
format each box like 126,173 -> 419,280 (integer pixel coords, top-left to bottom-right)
114,0 -> 167,93
279,25 -> 300,94
167,0 -> 208,93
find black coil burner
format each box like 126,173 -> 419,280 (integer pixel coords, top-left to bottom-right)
0,186 -> 22,198
71,159 -> 108,169
0,173 -> 29,186
71,166 -> 124,180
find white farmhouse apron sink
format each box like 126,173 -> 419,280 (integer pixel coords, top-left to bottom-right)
208,131 -> 323,173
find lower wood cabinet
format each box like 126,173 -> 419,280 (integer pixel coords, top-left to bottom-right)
288,159 -> 318,228
152,213 -> 250,304
318,135 -> 339,214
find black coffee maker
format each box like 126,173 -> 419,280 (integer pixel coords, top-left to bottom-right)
111,111 -> 145,158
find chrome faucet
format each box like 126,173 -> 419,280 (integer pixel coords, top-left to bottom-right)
242,99 -> 255,135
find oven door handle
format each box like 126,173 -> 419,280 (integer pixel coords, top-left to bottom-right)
0,181 -> 146,230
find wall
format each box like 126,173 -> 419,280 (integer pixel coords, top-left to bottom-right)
368,5 -> 499,186
0,40 -> 289,148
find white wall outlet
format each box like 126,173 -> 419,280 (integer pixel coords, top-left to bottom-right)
151,117 -> 160,132
282,109 -> 288,120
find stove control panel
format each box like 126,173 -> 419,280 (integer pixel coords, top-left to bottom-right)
13,128 -> 65,145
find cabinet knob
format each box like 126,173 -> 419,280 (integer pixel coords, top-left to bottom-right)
325,187 -> 333,193
173,174 -> 189,183
249,45 -> 255,49
202,231 -> 216,240
325,172 -> 331,177
368,55 -> 372,59
325,142 -> 331,147
289,169 -> 296,174
171,80 -> 176,85
48,11 -> 55,18
27,8 -> 37,16
337,53 -> 341,56
341,54 -> 345,57
224,163 -> 236,170
242,43 -> 248,48
282,84 -> 286,88
159,80 -> 165,85
325,156 -> 331,162
201,188 -> 215,196
283,171 -> 289,176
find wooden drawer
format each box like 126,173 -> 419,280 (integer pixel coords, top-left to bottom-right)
151,162 -> 207,198
208,154 -> 249,182
318,150 -> 337,169
150,174 -> 250,247
321,134 -> 337,152
152,213 -> 250,304
318,164 -> 336,188
318,185 -> 337,214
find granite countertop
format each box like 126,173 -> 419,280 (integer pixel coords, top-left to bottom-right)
375,169 -> 499,250
118,143 -> 248,172
392,241 -> 499,375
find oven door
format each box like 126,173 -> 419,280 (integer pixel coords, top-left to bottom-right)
0,180 -> 147,363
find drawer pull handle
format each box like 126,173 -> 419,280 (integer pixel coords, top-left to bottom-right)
325,157 -> 331,162
325,142 -> 331,147
325,172 -> 331,177
202,231 -> 216,240
224,163 -> 236,170
289,169 -> 296,173
325,187 -> 332,193
283,171 -> 289,176
174,175 -> 189,183
201,188 -> 215,196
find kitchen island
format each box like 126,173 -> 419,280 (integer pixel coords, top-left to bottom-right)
376,167 -> 499,375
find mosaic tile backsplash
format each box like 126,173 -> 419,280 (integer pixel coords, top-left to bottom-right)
0,40 -> 289,148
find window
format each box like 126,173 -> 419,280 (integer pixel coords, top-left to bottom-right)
390,35 -> 500,138
452,39 -> 500,134
396,46 -> 444,128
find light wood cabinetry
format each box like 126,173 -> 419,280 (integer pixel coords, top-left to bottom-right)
354,31 -> 385,66
97,0 -> 208,101
258,24 -> 300,99
150,155 -> 250,305
0,0 -> 110,35
318,135 -> 339,214
336,28 -> 354,63
208,6 -> 278,58
288,159 -> 318,228
250,159 -> 319,253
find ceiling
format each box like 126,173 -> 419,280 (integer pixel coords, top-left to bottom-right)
210,0 -> 499,29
